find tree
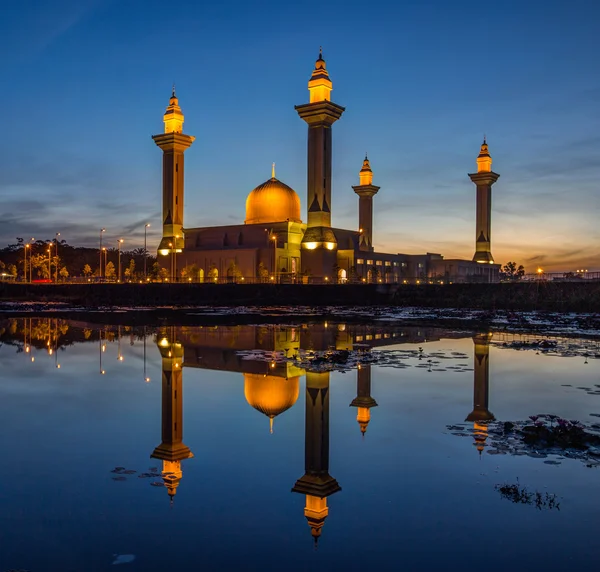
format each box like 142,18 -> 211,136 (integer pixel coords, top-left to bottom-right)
125,258 -> 135,280
500,261 -> 525,282
181,263 -> 199,281
105,261 -> 116,279
59,267 -> 69,281
207,264 -> 219,282
83,264 -> 92,277
257,262 -> 269,283
227,261 -> 243,282
8,264 -> 17,278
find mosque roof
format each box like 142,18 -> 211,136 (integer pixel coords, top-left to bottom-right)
245,176 -> 302,225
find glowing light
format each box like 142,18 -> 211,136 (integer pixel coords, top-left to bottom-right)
159,338 -> 169,347
159,249 -> 170,256
305,242 -> 318,250
537,268 -> 543,274
31,356 -> 35,362
56,364 -> 61,369
325,242 -> 335,250
145,377 -> 151,383
118,356 -> 124,362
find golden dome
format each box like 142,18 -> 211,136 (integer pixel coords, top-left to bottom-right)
244,373 -> 300,432
245,175 -> 302,225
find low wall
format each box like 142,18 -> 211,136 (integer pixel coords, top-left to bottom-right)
1,282 -> 599,312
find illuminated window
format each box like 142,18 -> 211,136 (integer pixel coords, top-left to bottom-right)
393,262 -> 398,267
418,263 -> 424,268
401,262 -> 407,267
367,260 -> 373,265
376,261 -> 382,266
356,259 -> 364,264
385,261 -> 391,266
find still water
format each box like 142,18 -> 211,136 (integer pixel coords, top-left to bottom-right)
1,319 -> 600,571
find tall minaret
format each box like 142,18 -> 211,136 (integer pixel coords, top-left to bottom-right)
469,139 -> 499,264
349,364 -> 378,436
152,88 -> 195,255
292,371 -> 341,546
151,330 -> 194,503
465,333 -> 495,455
352,155 -> 380,252
296,50 -> 345,278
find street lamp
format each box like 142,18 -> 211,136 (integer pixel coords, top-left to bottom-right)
271,234 -> 277,283
174,234 -> 180,282
24,243 -> 29,283
28,238 -> 35,282
102,248 -> 107,276
144,223 -> 150,280
47,248 -> 51,281
99,228 -> 106,279
168,242 -> 174,282
55,232 -> 60,283
117,239 -> 124,282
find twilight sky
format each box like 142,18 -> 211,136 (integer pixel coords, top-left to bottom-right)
1,0 -> 599,271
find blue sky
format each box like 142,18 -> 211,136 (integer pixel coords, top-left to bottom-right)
1,0 -> 599,271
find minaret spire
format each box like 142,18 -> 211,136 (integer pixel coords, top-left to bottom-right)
152,89 -> 195,257
296,51 -> 345,280
352,156 -> 380,252
272,162 -> 276,179
469,138 -> 499,266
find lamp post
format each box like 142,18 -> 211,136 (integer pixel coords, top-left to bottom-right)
168,242 -> 174,282
99,228 -> 105,279
103,248 -> 107,276
144,223 -> 150,280
271,234 -> 277,283
117,239 -> 124,282
55,232 -> 60,283
47,247 -> 51,281
24,244 -> 29,283
174,234 -> 179,282
29,238 -> 35,282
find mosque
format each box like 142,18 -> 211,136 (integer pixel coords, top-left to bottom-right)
153,50 -> 501,283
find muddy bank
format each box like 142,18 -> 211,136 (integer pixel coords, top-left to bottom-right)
1,281 -> 600,312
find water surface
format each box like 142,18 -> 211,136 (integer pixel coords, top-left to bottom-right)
1,319 -> 599,571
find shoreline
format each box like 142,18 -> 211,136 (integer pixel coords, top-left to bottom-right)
1,302 -> 599,339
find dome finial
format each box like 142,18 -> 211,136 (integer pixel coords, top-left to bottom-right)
270,415 -> 274,434
483,133 -> 486,145
319,46 -> 323,60
172,83 -> 176,98
272,162 -> 276,179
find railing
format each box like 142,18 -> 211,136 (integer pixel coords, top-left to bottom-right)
520,272 -> 600,282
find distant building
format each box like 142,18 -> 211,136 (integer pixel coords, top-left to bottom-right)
153,51 -> 500,283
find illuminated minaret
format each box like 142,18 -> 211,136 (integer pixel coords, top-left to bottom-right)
152,87 -> 195,255
350,364 -> 378,436
352,155 -> 380,252
151,332 -> 194,503
296,49 -> 345,278
469,138 -> 499,264
292,371 -> 341,546
465,333 -> 495,455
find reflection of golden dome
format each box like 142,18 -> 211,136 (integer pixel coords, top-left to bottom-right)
245,177 -> 302,224
244,373 -> 300,432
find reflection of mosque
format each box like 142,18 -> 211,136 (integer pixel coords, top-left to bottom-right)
152,323 -> 493,542
0,319 -> 495,541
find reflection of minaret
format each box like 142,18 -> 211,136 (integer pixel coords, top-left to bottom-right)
469,138 -> 499,265
352,156 -> 380,252
350,364 -> 378,436
466,333 -> 495,455
152,333 -> 194,503
292,372 -> 341,545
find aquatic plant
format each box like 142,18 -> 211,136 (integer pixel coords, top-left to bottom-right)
495,481 -> 560,510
